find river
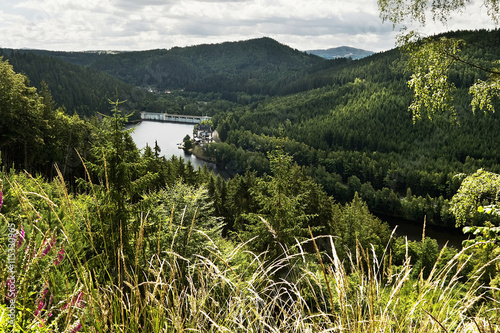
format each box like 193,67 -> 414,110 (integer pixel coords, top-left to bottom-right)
128,120 -> 218,172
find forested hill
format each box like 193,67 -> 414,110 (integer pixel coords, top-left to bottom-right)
88,37 -> 324,95
5,38 -> 325,98
0,49 -> 152,117
5,31 -> 499,104
306,46 -> 374,60
1,29 -> 500,225
205,29 -> 500,227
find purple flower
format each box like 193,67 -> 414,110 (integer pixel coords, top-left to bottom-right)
71,321 -> 83,333
42,238 -> 56,256
54,247 -> 65,266
34,289 -> 48,317
17,225 -> 25,248
34,301 -> 43,316
0,188 -> 3,213
63,291 -> 85,310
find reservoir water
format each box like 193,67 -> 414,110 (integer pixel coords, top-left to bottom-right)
129,121 -> 466,249
377,213 -> 467,249
129,121 -> 217,171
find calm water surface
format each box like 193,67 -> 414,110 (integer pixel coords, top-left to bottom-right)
129,122 -> 466,248
377,213 -> 467,249
129,121 -> 217,172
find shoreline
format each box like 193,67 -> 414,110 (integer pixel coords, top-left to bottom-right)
191,145 -> 216,163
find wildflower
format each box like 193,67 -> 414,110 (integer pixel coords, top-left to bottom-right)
62,291 -> 85,310
54,246 -> 65,266
0,185 -> 3,213
34,301 -> 43,316
34,287 -> 49,317
74,291 -> 85,308
71,321 -> 83,333
17,225 -> 25,248
42,238 -> 56,256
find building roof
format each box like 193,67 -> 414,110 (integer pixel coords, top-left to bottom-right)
198,124 -> 212,131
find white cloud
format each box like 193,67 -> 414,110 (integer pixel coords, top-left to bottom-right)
0,0 -> 497,51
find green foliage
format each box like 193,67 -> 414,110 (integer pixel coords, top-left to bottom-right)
0,57 -> 45,170
449,169 -> 500,289
1,114 -> 499,332
6,38 -> 323,100
0,50 -> 149,117
397,31 -> 500,121
329,193 -> 392,260
450,169 -> 500,227
0,58 -> 92,177
379,0 -> 500,26
470,66 -> 500,113
236,146 -> 317,259
80,100 -> 156,284
0,171 -> 87,332
141,181 -> 222,264
379,0 -> 500,120
392,236 -> 445,277
2,28 -> 500,332
202,30 -> 500,226
182,134 -> 193,151
4,165 -> 496,332
398,34 -> 462,122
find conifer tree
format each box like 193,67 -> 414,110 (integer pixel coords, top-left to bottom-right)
237,139 -> 315,260
83,99 -> 157,286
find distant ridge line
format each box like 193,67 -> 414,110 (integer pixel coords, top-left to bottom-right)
306,46 -> 374,60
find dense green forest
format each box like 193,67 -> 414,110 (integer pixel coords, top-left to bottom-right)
0,50 -> 240,119
202,30 -> 500,228
2,38 -> 326,100
0,49 -> 152,117
0,29 -> 499,331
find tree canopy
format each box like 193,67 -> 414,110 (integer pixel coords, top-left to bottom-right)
379,0 -> 500,121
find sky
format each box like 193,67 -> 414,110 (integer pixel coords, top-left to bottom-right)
0,0 -> 497,53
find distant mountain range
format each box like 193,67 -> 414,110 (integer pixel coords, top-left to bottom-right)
306,46 -> 374,60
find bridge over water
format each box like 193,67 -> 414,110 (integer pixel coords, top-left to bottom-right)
140,111 -> 211,124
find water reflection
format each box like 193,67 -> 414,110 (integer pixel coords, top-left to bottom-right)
129,121 -> 217,171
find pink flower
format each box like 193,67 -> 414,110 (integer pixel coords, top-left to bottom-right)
71,321 -> 83,333
75,291 -> 85,308
17,225 -> 25,248
34,287 -> 49,317
34,300 -> 44,316
42,238 -> 56,256
54,247 -> 65,266
0,188 -> 3,212
63,291 -> 85,310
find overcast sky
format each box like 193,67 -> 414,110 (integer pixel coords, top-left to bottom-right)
0,0 -> 497,52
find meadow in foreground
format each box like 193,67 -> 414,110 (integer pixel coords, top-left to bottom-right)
0,169 -> 498,332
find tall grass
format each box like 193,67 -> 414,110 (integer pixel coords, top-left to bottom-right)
1,172 -> 499,332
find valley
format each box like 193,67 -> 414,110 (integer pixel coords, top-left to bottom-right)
1,29 -> 499,332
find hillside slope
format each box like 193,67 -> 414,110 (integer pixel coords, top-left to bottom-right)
306,46 -> 374,59
2,29 -> 500,226
0,49 -> 151,117
209,29 -> 500,225
10,38 -> 325,98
